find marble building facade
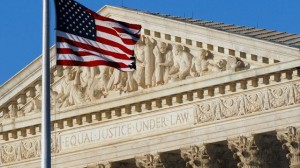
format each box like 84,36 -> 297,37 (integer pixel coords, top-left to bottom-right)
0,5 -> 300,168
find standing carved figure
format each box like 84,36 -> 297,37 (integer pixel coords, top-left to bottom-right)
134,38 -> 146,88
153,41 -> 172,85
79,67 -> 92,100
107,68 -> 129,94
124,71 -> 138,92
144,37 -> 155,88
94,66 -> 110,98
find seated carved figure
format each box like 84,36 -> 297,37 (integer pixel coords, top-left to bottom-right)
190,49 -> 212,77
55,67 -> 85,108
168,44 -> 192,81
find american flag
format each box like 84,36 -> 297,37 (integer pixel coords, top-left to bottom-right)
55,0 -> 142,71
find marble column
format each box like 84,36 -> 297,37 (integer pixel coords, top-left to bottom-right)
277,126 -> 300,168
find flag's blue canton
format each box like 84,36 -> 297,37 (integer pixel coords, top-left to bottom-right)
56,0 -> 96,40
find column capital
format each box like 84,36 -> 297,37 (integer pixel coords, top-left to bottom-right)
180,144 -> 211,168
228,135 -> 262,168
277,126 -> 300,168
135,153 -> 164,168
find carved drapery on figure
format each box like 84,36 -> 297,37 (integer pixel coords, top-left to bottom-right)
180,145 -> 211,168
228,136 -> 262,168
277,126 -> 300,168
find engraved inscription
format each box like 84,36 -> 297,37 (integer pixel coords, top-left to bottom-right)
60,108 -> 194,150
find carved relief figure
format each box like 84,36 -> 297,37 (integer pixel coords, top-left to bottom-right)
160,43 -> 174,84
21,139 -> 40,159
79,67 -> 91,100
93,66 -> 110,99
144,37 -> 155,88
0,109 -> 9,120
169,44 -> 192,81
190,49 -> 212,77
24,96 -> 42,115
22,87 -> 41,115
8,103 -> 17,118
124,71 -> 138,92
55,67 -> 85,108
226,56 -> 250,72
153,41 -> 173,85
208,58 -> 227,73
134,38 -> 146,88
107,69 -> 130,93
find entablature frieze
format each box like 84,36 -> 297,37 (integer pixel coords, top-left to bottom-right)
1,68 -> 300,147
1,58 -> 300,138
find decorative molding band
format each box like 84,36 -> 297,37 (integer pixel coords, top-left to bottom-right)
0,134 -> 59,165
194,81 -> 300,124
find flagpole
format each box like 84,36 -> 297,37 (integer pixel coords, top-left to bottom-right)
42,0 -> 51,167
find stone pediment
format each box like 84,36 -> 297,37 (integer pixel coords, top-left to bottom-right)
1,5 -> 300,130
1,5 -> 300,167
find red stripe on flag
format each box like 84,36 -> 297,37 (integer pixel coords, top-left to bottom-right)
57,48 -> 94,56
57,37 -> 131,60
56,60 -> 129,69
111,27 -> 141,40
96,15 -> 142,30
95,36 -> 134,55
96,25 -> 137,45
56,0 -> 141,71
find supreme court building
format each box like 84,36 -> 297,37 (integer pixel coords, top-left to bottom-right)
1,5 -> 300,168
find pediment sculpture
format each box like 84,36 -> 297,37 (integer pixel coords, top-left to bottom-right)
1,35 -> 251,120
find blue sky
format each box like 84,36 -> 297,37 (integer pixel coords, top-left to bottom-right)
0,0 -> 299,86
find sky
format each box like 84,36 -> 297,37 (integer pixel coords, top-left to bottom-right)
0,0 -> 299,86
